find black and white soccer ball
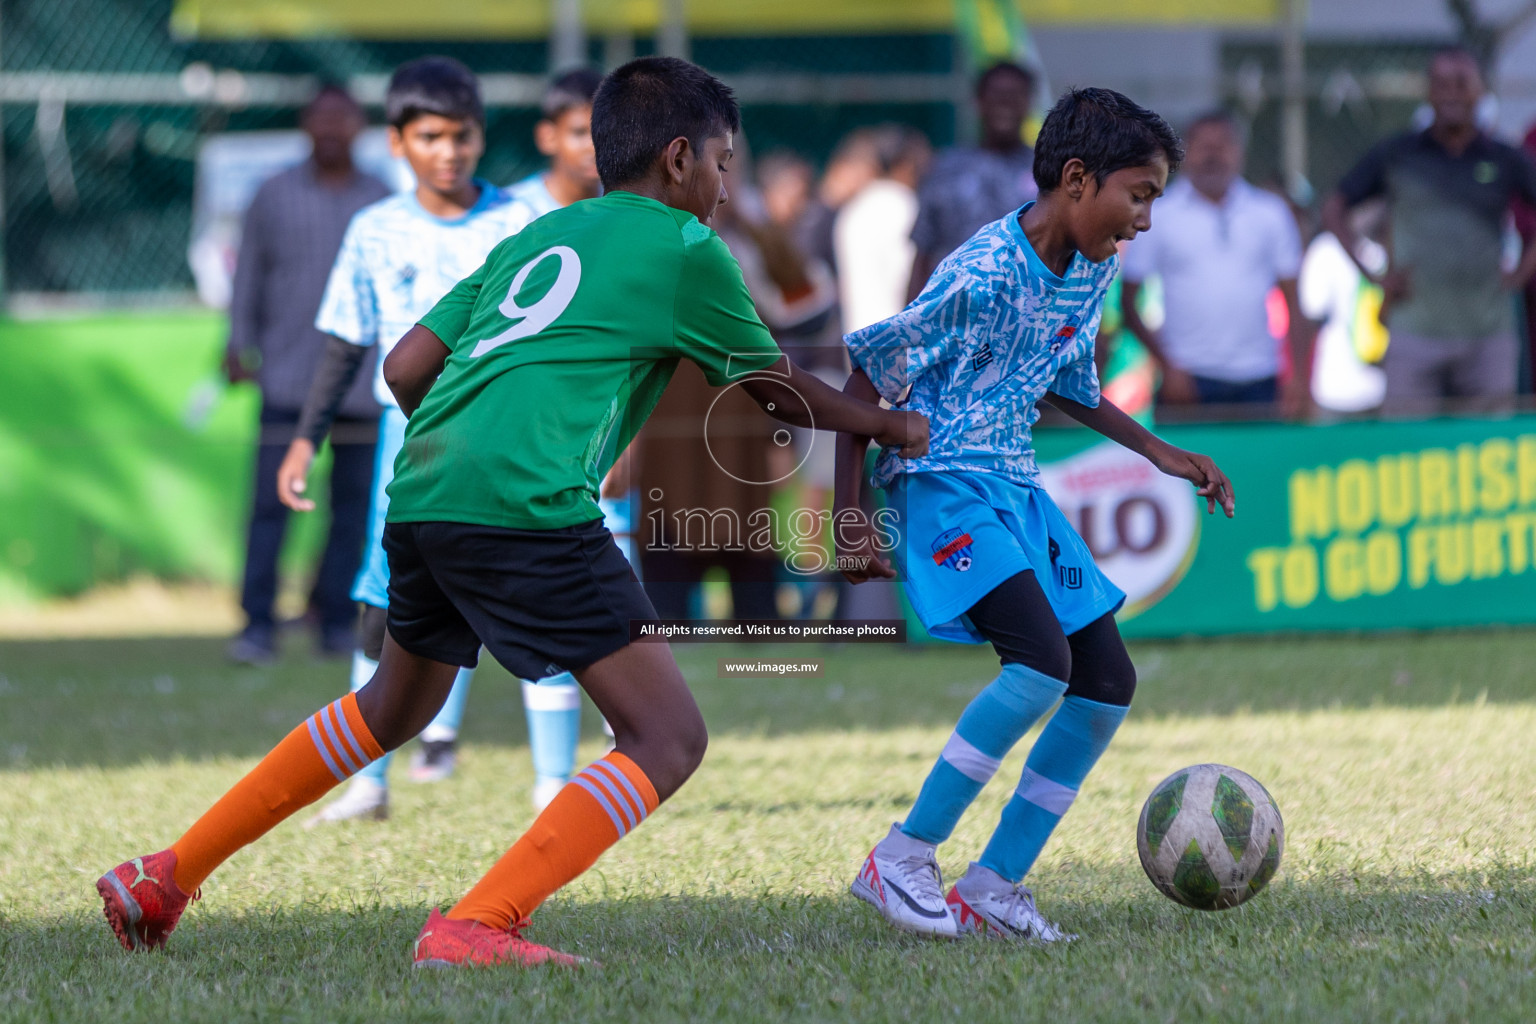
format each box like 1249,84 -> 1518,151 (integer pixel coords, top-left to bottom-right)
1136,763 -> 1283,911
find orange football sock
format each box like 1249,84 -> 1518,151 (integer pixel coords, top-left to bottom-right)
447,750 -> 659,930
169,693 -> 383,893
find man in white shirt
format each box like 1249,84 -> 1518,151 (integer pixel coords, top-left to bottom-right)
1121,112 -> 1307,414
835,126 -> 932,333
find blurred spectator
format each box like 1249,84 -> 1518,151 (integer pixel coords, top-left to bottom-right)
1300,203 -> 1390,415
1121,111 -> 1307,415
1324,47 -> 1536,413
906,61 -> 1037,300
637,361 -> 782,622
796,130 -> 882,289
1517,120 -> 1536,391
836,126 -> 931,333
225,86 -> 391,664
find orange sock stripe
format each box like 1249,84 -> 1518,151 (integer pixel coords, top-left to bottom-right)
170,694 -> 385,893
446,751 -> 661,930
603,751 -> 660,813
305,697 -> 381,781
338,692 -> 385,760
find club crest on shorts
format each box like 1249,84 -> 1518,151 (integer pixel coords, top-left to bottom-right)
931,528 -> 975,572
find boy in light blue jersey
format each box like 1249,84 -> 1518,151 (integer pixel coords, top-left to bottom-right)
836,88 -> 1236,942
277,57 -> 536,822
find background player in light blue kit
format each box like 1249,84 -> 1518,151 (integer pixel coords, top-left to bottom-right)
276,57 -> 535,822
834,88 -> 1236,942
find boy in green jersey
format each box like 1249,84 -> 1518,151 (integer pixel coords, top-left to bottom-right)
97,56 -> 924,968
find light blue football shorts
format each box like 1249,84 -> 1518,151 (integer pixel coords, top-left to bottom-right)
885,470 -> 1125,644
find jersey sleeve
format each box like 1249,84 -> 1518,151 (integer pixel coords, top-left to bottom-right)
672,228 -> 783,386
843,263 -> 986,403
314,215 -> 379,347
417,258 -> 490,351
1508,145 -> 1536,207
1336,139 -> 1393,207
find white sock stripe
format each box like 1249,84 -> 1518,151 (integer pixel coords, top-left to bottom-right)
521,680 -> 583,711
940,732 -> 1002,783
1015,767 -> 1077,816
319,704 -> 361,775
589,760 -> 648,824
329,701 -> 371,768
571,775 -> 629,836
306,715 -> 348,782
582,766 -> 639,831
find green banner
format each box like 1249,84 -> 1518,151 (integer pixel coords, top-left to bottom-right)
0,312 -> 333,605
1033,417 -> 1536,637
171,0 -> 1281,39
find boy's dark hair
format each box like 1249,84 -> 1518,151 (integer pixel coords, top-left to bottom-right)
1032,87 -> 1183,193
976,60 -> 1036,96
385,56 -> 483,130
591,56 -> 741,189
542,67 -> 604,121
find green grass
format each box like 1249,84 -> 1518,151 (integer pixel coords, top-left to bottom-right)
2,631 -> 1535,1022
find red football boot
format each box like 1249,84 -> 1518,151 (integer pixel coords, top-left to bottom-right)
412,909 -> 588,969
97,849 -> 197,951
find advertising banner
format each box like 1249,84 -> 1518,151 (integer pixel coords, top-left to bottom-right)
1034,416 -> 1536,637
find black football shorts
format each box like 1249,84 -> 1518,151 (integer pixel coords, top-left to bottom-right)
382,517 -> 657,680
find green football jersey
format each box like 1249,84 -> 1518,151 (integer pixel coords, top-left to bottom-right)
387,191 -> 784,530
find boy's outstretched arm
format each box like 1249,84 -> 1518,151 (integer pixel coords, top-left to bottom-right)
1045,391 -> 1236,517
831,367 -> 896,583
383,325 -> 451,417
737,356 -> 927,458
277,336 -> 369,511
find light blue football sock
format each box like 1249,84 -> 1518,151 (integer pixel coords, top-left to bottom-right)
348,650 -> 391,786
978,695 -> 1129,883
901,663 -> 1068,845
523,672 -> 581,783
420,667 -> 475,742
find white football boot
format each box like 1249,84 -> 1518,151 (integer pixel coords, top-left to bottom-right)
850,823 -> 957,937
946,863 -> 1076,943
304,775 -> 389,827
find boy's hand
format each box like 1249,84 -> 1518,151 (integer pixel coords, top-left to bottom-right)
873,410 -> 929,459
1150,442 -> 1235,517
277,439 -> 318,511
832,508 -> 897,584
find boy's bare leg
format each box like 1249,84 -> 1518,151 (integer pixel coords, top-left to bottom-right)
574,639 -> 705,800
355,634 -> 466,749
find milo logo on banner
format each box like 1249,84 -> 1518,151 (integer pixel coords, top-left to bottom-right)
1039,443 -> 1200,618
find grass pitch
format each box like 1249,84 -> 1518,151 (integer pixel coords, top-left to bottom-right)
1,630 -> 1534,1022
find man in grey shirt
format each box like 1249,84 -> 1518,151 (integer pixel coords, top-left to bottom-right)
906,61 -> 1038,300
225,86 -> 391,663
1324,47 -> 1536,412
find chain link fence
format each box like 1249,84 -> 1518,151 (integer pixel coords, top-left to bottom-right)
0,0 -> 1502,300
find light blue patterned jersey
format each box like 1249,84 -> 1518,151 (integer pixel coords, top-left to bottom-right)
314,180 -> 536,408
505,172 -> 562,219
844,203 -> 1117,488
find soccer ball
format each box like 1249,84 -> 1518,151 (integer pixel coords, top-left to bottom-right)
1136,764 -> 1283,911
